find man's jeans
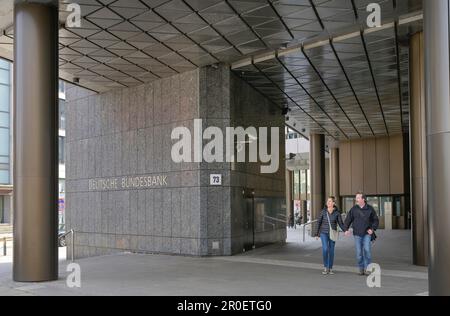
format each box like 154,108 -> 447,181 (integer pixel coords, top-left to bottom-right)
354,234 -> 372,270
320,233 -> 336,269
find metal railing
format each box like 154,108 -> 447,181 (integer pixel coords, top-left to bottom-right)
255,220 -> 276,230
301,220 -> 318,242
2,230 -> 75,261
59,229 -> 75,262
263,215 -> 287,225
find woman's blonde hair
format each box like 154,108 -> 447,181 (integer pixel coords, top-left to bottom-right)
326,196 -> 336,208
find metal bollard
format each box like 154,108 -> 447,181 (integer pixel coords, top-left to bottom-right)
3,237 -> 6,256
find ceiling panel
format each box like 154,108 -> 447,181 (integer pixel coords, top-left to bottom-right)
0,0 -> 423,140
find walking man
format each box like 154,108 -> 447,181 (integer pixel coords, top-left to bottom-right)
344,192 -> 379,275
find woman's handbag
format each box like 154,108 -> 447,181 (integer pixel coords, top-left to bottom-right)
327,212 -> 339,242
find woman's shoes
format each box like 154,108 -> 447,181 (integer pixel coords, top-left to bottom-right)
322,268 -> 329,275
328,269 -> 335,275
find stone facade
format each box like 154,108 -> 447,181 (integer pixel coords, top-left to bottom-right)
65,65 -> 285,258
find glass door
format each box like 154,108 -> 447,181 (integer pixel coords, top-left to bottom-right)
244,197 -> 255,251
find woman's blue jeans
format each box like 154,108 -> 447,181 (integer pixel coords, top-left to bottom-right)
320,233 -> 336,269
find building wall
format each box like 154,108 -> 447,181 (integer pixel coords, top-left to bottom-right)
66,70 -> 203,258
228,69 -> 286,253
339,134 -> 405,196
65,65 -> 285,258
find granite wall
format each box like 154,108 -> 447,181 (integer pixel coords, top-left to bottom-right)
65,65 -> 285,258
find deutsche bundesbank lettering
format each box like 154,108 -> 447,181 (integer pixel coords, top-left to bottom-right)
88,175 -> 168,191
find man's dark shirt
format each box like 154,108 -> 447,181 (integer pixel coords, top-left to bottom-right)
344,204 -> 379,237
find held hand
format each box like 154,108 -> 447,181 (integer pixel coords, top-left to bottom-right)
315,237 -> 319,241
367,229 -> 373,235
344,231 -> 351,237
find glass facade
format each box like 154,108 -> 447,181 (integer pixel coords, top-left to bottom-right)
286,132 -> 300,139
0,58 -> 11,225
0,59 -> 10,185
293,171 -> 299,200
59,136 -> 65,164
380,196 -> 392,217
59,96 -> 66,130
59,179 -> 65,231
292,169 -> 309,202
59,84 -> 66,232
300,170 -> 306,197
0,195 -> 4,224
0,59 -> 67,228
341,195 -> 408,230
291,169 -> 310,222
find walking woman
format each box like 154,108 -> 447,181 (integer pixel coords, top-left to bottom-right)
314,196 -> 347,275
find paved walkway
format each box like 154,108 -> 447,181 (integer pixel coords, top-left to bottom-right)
0,229 -> 428,296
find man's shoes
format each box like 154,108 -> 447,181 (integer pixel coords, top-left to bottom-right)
358,270 -> 365,276
322,268 -> 329,275
328,269 -> 335,275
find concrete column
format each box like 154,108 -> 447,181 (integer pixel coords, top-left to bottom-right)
310,134 -> 325,225
13,0 -> 59,282
410,32 -> 428,267
330,148 -> 340,208
424,0 -> 450,296
325,157 -> 330,201
285,169 -> 293,224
